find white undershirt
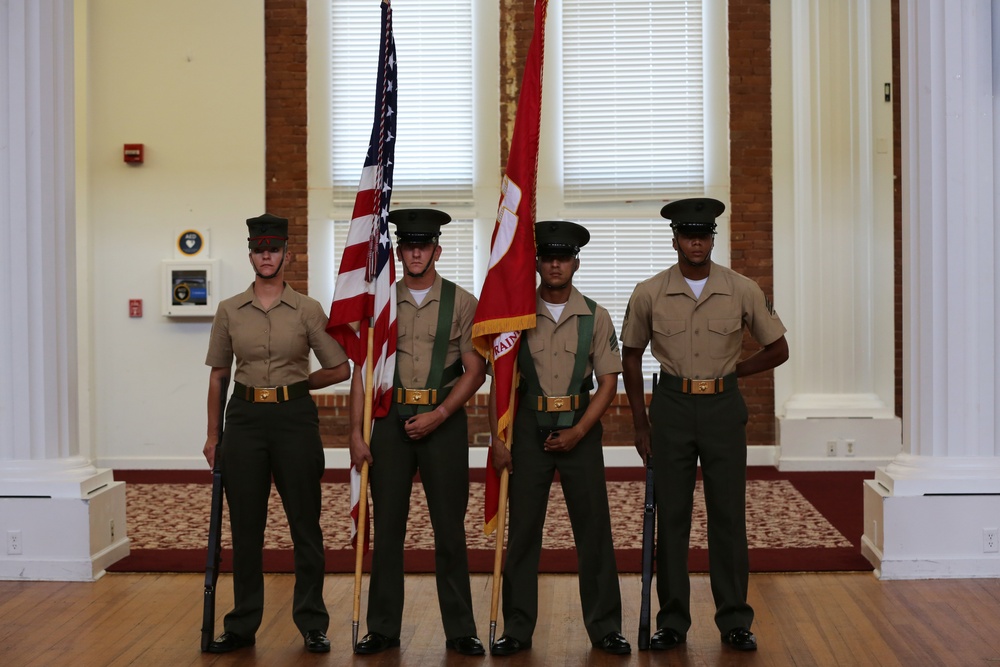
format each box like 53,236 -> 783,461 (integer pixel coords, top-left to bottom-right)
685,276 -> 708,300
409,286 -> 431,307
542,298 -> 567,322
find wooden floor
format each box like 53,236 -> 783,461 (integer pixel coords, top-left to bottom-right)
2,572 -> 999,666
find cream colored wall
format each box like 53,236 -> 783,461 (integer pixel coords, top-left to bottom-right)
79,0 -> 264,468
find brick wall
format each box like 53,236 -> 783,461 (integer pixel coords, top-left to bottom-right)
264,0 -> 309,293
264,1 -> 815,451
728,0 -> 775,447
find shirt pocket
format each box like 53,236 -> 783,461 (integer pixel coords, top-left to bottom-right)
707,317 -> 743,360
424,320 -> 460,343
652,318 -> 687,361
527,333 -> 547,357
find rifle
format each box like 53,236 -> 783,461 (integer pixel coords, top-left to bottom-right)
638,372 -> 656,650
201,375 -> 229,652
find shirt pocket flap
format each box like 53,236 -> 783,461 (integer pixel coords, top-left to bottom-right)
527,334 -> 547,354
652,319 -> 687,337
708,318 -> 742,336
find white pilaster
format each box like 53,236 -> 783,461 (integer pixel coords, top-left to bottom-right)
0,0 -> 128,581
771,0 -> 901,470
862,0 -> 1000,579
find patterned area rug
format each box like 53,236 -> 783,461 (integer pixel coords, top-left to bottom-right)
108,469 -> 872,573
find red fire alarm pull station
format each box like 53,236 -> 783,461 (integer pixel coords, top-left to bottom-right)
124,144 -> 144,164
129,299 -> 143,318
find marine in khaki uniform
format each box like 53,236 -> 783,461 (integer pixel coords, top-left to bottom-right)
203,213 -> 351,654
490,221 -> 630,657
620,198 -> 788,653
350,209 -> 487,657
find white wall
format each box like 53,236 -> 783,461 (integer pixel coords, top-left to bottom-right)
80,0 -> 265,468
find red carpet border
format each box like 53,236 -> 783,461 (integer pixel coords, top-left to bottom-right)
108,468 -> 872,574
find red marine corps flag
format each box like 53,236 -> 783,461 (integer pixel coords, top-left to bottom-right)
472,0 -> 548,537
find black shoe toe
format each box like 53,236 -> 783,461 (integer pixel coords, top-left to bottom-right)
206,632 -> 255,654
354,631 -> 401,655
594,631 -> 631,654
649,627 -> 685,650
722,627 -> 757,651
304,629 -> 330,653
491,635 -> 530,656
446,635 -> 485,656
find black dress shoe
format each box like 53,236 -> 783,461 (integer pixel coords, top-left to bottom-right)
446,635 -> 486,656
490,635 -> 531,656
649,627 -> 685,650
722,627 -> 757,651
354,631 -> 401,655
206,631 -> 255,653
594,631 -> 631,655
304,629 -> 331,653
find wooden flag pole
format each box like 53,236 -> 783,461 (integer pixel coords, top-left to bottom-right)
489,361 -> 519,649
352,325 -> 376,649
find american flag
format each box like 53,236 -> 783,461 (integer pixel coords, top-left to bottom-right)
326,0 -> 398,550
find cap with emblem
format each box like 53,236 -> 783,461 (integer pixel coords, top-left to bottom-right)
534,220 -> 590,257
660,197 -> 725,235
246,213 -> 289,250
388,208 -> 452,243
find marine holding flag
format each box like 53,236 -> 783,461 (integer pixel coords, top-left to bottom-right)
488,221 -> 629,656
350,209 -> 488,657
471,0 -> 545,653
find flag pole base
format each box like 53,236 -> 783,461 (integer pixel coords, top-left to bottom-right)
489,621 -> 497,651
352,621 -> 359,652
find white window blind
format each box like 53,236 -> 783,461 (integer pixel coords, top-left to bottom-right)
561,0 -> 705,204
572,219 -> 677,353
549,0 -> 718,383
330,1 -> 474,207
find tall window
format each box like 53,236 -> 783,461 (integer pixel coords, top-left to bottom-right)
320,0 -> 725,382
538,0 -> 728,381
327,0 -> 498,293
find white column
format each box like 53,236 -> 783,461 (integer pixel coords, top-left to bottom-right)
862,0 -> 1000,579
771,0 -> 902,470
0,0 -> 128,581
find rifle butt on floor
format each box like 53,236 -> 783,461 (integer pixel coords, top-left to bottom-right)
638,461 -> 656,649
201,376 -> 228,652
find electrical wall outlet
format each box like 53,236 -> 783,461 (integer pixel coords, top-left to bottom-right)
984,528 -> 999,553
7,530 -> 22,555
826,440 -> 837,457
844,439 -> 856,457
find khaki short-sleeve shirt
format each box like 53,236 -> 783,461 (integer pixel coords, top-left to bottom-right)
620,262 -> 786,379
395,274 -> 478,389
205,283 -> 348,385
524,287 -> 622,396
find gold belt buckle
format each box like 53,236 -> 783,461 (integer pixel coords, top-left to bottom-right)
544,395 -> 573,412
688,379 -> 721,395
404,389 -> 433,405
254,387 -> 278,403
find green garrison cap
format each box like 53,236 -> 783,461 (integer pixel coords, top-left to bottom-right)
246,213 -> 289,249
388,208 -> 452,242
534,220 -> 590,256
660,197 -> 725,234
